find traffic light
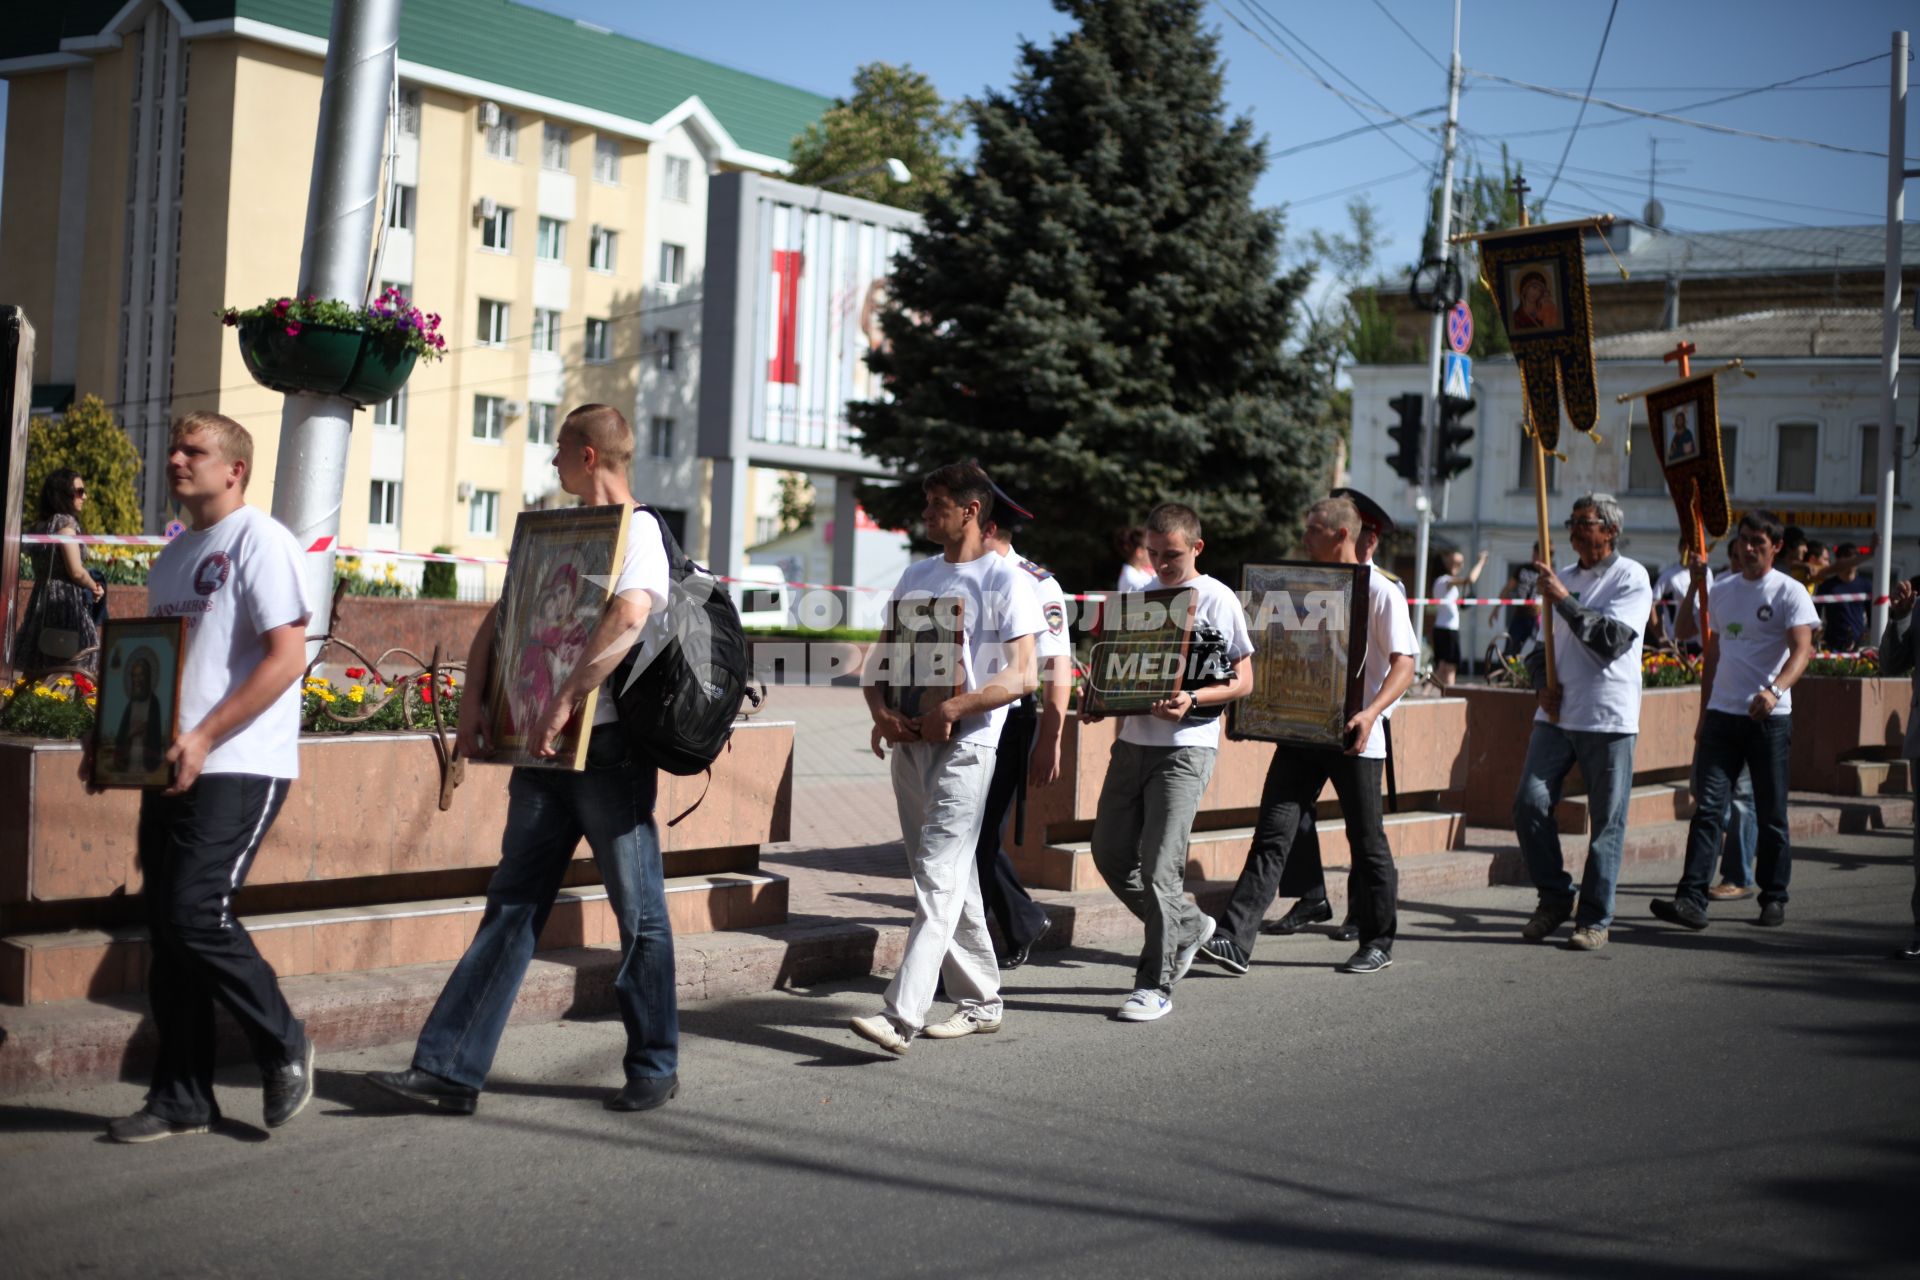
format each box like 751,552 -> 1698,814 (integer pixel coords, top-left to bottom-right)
1387,393 -> 1424,485
1436,394 -> 1476,480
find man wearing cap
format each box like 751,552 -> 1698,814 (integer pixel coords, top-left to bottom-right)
975,482 -> 1071,968
1253,487 -> 1401,944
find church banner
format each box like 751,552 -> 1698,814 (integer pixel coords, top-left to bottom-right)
1475,219 -> 1604,451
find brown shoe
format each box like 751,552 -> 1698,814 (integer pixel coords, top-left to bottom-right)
1708,882 -> 1755,900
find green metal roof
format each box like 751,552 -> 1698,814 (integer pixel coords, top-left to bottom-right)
3,0 -> 829,161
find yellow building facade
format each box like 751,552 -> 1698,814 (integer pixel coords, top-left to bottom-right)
0,1 -> 826,587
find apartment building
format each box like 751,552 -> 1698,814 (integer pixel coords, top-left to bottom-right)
0,0 -> 827,580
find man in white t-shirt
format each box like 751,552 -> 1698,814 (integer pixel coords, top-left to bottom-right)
1652,510 -> 1817,930
1087,503 -> 1253,1021
851,463 -> 1042,1054
100,412 -> 314,1144
371,405 -> 680,1116
1430,546 -> 1489,688
1510,495 -> 1652,950
1200,496 -> 1416,976
971,490 -> 1073,969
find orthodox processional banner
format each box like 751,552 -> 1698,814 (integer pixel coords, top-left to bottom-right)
1475,219 -> 1606,451
1644,372 -> 1733,542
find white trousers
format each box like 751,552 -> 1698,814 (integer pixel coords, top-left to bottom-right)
883,739 -> 1003,1032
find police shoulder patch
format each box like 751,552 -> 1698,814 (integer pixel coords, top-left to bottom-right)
1017,557 -> 1055,582
1044,601 -> 1066,635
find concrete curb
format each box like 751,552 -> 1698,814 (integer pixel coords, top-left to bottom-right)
2,793 -> 1907,1097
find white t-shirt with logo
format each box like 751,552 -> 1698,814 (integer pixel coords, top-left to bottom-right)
1003,545 -> 1070,661
1117,563 -> 1157,594
1432,573 -> 1463,631
147,505 -> 312,779
887,550 -> 1045,747
1535,554 -> 1652,735
591,509 -> 673,727
1708,568 -> 1820,717
1357,571 -> 1420,759
1119,574 -> 1254,751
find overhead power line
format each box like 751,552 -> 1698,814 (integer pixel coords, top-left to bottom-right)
1287,164 -> 1429,209
1368,0 -> 1445,73
1540,0 -> 1619,207
1274,108 -> 1445,160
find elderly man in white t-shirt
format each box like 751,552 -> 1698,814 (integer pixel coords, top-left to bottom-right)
1510,494 -> 1652,951
1652,510 -> 1817,931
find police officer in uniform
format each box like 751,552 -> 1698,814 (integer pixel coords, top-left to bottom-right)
1264,487 -> 1403,941
974,481 -> 1074,967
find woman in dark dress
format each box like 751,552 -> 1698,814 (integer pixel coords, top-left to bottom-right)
14,468 -> 105,672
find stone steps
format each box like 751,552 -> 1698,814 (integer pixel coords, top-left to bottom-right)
0,872 -> 787,1005
1835,757 -> 1912,797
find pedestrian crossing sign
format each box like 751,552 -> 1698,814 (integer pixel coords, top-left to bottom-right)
1443,353 -> 1472,399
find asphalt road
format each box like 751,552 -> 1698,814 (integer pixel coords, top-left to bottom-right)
4,831 -> 1917,1279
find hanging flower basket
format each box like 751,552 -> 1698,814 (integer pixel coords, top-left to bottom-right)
223,288 -> 446,408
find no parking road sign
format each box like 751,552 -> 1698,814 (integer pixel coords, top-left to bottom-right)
1446,301 -> 1473,354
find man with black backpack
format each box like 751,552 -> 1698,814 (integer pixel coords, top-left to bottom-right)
369,405 -> 683,1116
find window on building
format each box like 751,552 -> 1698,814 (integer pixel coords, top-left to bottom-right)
386,184 -> 415,231
369,480 -> 402,530
657,329 -> 680,372
528,403 -> 560,445
484,111 -> 518,160
1627,424 -> 1663,492
585,318 -> 610,363
589,224 -> 618,272
1775,421 -> 1819,493
664,155 -> 691,202
398,87 -> 421,137
372,386 -> 406,429
473,395 -> 506,441
480,204 -> 513,251
536,216 -> 565,261
754,516 -> 779,544
477,299 -> 510,346
649,416 -> 675,459
593,136 -> 621,184
469,489 -> 500,537
1860,424 -> 1905,496
658,241 -> 686,286
1515,433 -> 1558,493
531,308 -> 560,353
542,123 -> 570,171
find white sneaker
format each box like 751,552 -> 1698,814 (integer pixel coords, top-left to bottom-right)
849,1014 -> 912,1055
1173,915 -> 1218,983
1116,988 -> 1173,1022
921,1006 -> 1004,1039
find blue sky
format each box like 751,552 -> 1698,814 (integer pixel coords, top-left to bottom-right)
2,0 -> 1911,278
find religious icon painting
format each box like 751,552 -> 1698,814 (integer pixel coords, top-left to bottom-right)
481,504 -> 632,770
1645,373 -> 1732,541
1476,218 -> 1606,451
878,593 -> 966,721
92,617 -> 187,789
1229,562 -> 1369,749
1081,587 -> 1201,717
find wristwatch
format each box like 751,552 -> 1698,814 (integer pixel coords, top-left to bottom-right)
1765,682 -> 1785,699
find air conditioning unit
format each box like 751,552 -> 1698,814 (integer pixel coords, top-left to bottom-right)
502,399 -> 526,418
456,481 -> 474,501
479,101 -> 502,129
473,196 -> 498,223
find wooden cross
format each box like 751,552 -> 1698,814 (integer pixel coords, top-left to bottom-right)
1510,174 -> 1531,224
1663,340 -> 1696,378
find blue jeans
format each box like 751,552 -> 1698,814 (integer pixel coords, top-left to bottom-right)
414,727 -> 677,1088
1705,761 -> 1757,887
1677,711 -> 1792,912
1512,722 -> 1637,929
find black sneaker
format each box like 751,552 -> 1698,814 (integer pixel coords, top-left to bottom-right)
1338,946 -> 1392,974
1651,898 -> 1710,931
1262,898 -> 1333,935
1756,901 -> 1786,928
263,1036 -> 316,1129
1197,935 -> 1251,976
106,1109 -> 212,1144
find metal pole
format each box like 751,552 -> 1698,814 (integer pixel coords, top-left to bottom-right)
1413,0 -> 1462,636
1871,29 -> 1908,644
269,0 -> 402,650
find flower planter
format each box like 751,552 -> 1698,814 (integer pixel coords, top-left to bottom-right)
237,318 -> 417,406
1788,675 -> 1911,794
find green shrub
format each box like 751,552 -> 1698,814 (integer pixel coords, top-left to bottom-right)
420,546 -> 458,600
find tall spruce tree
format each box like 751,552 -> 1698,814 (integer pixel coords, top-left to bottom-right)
850,0 -> 1327,589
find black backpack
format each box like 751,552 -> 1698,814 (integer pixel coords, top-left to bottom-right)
610,506 -> 753,777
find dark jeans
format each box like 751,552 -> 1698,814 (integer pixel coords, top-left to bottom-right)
973,704 -> 1051,954
1676,711 -> 1793,912
138,775 -> 305,1125
1221,746 -> 1397,953
414,727 -> 677,1089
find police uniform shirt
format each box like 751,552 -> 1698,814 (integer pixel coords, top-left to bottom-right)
1003,544 -> 1071,661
